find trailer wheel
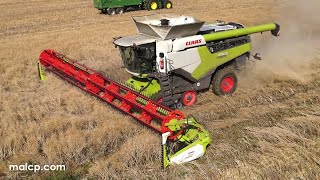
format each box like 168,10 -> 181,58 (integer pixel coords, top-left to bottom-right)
181,91 -> 197,106
163,1 -> 172,9
107,8 -> 116,15
212,66 -> 237,96
116,8 -> 124,14
148,0 -> 159,10
101,9 -> 107,14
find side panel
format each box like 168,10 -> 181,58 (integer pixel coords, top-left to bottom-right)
172,35 -> 206,52
191,43 -> 252,80
95,0 -> 118,9
94,0 -> 143,9
156,40 -> 173,73
93,0 -> 103,9
168,48 -> 201,74
170,144 -> 205,164
123,0 -> 143,6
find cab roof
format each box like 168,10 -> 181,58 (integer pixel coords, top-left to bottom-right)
113,34 -> 160,47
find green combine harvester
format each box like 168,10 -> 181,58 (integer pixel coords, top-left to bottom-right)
114,14 -> 280,108
93,0 -> 173,15
38,14 -> 280,168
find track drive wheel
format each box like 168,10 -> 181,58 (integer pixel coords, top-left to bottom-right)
107,8 -> 116,15
163,0 -> 172,9
115,7 -> 124,14
212,66 -> 237,95
181,91 -> 197,107
148,0 -> 159,10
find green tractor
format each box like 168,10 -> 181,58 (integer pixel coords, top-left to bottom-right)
93,0 -> 173,15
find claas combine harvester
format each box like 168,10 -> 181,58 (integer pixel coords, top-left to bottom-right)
38,14 -> 280,168
115,14 -> 280,108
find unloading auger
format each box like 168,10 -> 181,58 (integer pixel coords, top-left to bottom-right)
38,49 -> 211,168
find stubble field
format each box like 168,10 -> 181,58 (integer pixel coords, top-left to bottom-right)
0,0 -> 319,179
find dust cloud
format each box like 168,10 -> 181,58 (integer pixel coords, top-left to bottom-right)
241,0 -> 320,86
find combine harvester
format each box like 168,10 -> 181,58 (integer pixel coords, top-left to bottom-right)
114,14 -> 280,108
38,14 -> 280,168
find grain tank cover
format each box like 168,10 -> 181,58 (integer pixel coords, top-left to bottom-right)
132,14 -> 205,40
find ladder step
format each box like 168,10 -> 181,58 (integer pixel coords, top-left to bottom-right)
162,82 -> 170,86
156,73 -> 174,107
163,99 -> 173,103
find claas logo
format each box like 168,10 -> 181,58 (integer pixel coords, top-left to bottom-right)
186,39 -> 202,46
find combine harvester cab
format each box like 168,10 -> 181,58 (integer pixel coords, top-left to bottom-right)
114,14 -> 280,108
93,0 -> 173,15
